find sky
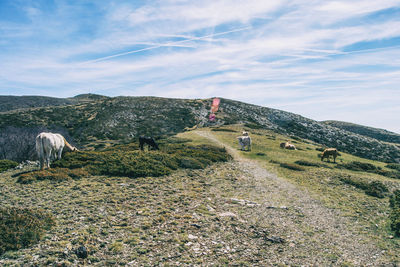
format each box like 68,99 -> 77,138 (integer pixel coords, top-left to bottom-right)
1,0 -> 400,133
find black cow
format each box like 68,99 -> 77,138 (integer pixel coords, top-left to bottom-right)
139,136 -> 159,151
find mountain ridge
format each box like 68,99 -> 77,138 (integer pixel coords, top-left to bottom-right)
322,120 -> 400,144
0,94 -> 399,163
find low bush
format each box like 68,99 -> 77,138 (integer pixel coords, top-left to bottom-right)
389,190 -> 400,236
337,161 -> 378,172
244,122 -> 264,129
0,159 -> 18,173
17,168 -> 89,184
386,163 -> 400,172
211,128 -> 238,132
364,181 -> 389,198
294,160 -> 324,167
256,152 -> 266,156
49,143 -> 231,179
339,176 -> 388,198
279,163 -> 305,171
337,161 -> 400,179
0,207 -> 55,255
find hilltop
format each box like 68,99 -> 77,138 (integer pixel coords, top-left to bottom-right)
0,95 -> 399,163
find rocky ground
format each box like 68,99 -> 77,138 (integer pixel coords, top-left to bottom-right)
0,131 -> 397,266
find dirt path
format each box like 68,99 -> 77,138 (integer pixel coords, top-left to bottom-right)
195,130 -> 386,266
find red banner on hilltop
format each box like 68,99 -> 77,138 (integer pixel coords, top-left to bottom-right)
209,97 -> 220,122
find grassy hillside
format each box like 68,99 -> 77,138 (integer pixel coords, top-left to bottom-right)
323,120 -> 400,144
0,94 -> 108,113
0,95 -> 399,163
0,95 -> 75,112
1,127 -> 400,265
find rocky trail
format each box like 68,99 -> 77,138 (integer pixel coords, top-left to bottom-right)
195,130 -> 387,266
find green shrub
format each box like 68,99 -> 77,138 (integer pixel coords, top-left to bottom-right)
337,161 -> 378,172
211,128 -> 238,132
364,181 -> 389,198
389,190 -> 400,236
17,168 -> 89,184
386,163 -> 400,172
294,160 -> 323,167
0,160 -> 18,173
339,176 -> 388,198
244,122 -> 264,129
178,157 -> 205,169
337,161 -> 400,179
0,207 -> 55,255
50,143 -> 231,179
279,163 -> 305,171
256,152 -> 266,156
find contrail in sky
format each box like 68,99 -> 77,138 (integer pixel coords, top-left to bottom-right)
81,26 -> 251,65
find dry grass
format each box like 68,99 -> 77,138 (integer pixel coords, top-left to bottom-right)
1,126 -> 400,265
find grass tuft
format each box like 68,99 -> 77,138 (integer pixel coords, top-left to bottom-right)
339,176 -> 388,198
389,190 -> 400,236
279,163 -> 305,171
0,160 -> 18,173
17,168 -> 89,184
294,160 -> 326,168
0,207 -> 55,255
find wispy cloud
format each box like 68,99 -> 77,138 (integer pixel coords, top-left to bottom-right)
0,0 -> 400,132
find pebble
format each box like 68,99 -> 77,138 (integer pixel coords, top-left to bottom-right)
218,212 -> 237,218
188,234 -> 198,240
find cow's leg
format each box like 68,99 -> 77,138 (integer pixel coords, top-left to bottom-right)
46,148 -> 52,168
139,140 -> 144,151
57,148 -> 63,160
333,155 -> 336,163
39,156 -> 44,170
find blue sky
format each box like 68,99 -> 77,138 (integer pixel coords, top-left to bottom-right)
1,0 -> 400,133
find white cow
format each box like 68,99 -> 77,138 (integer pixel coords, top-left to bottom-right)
237,132 -> 252,151
36,132 -> 77,170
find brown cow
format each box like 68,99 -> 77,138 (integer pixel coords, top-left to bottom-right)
320,148 -> 341,163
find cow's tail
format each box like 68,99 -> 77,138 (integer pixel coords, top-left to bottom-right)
63,136 -> 77,151
36,134 -> 44,169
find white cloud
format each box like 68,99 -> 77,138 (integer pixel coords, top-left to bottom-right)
1,0 -> 400,132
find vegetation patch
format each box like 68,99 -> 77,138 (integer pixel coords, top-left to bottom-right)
211,128 -> 238,132
389,190 -> 400,236
279,163 -> 305,171
337,161 -> 378,172
244,122 -> 264,129
49,143 -> 231,179
0,207 -> 55,255
294,160 -> 326,168
386,163 -> 400,172
336,161 -> 400,179
339,176 -> 388,198
0,159 -> 18,173
17,168 -> 89,184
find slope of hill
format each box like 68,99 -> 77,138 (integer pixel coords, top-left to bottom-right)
0,95 -> 75,112
0,94 -> 108,113
322,120 -> 400,144
0,95 -> 399,163
1,127 -> 400,265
